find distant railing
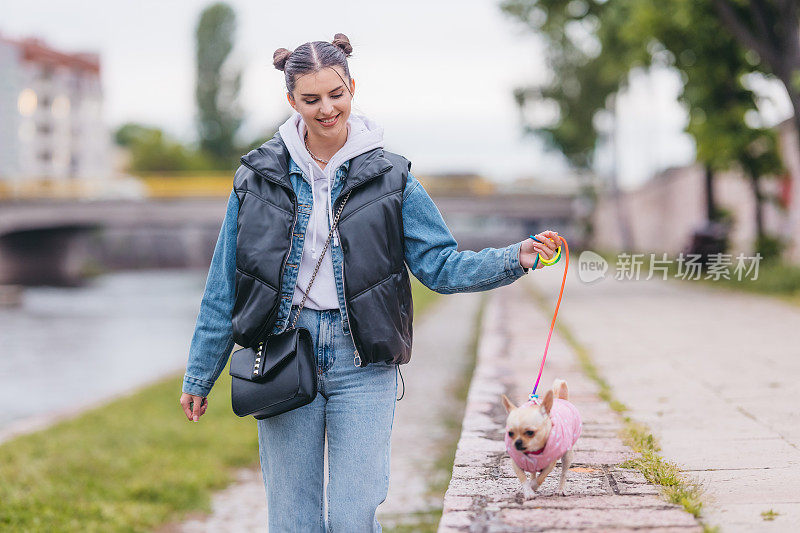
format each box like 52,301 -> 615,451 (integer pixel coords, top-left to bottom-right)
0,172 -> 576,202
0,178 -> 122,201
0,173 -> 233,201
135,172 -> 232,198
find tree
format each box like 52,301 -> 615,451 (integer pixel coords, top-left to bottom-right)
502,0 -> 646,251
501,0 -> 785,257
710,0 -> 799,258
114,123 -> 215,172
644,0 -> 783,246
195,2 -> 242,169
712,1 -> 800,135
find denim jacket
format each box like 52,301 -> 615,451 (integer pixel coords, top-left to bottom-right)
182,159 -> 530,397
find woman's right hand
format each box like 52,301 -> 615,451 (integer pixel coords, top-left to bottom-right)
520,230 -> 560,269
180,393 -> 208,422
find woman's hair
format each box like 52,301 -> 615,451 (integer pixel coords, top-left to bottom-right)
273,33 -> 353,96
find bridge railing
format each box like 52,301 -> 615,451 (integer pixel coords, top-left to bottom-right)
0,173 -> 233,201
136,172 -> 232,198
1,173 -> 582,204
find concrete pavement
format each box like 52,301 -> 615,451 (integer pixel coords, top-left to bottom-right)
440,281 -> 703,531
528,258 -> 800,531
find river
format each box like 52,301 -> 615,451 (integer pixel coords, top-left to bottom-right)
0,269 -> 209,438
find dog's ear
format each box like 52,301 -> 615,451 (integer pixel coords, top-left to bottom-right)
553,379 -> 569,400
542,390 -> 554,414
501,394 -> 517,414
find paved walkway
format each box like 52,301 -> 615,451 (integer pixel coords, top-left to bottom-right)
440,281 -> 703,532
163,291 -> 483,532
379,291 -> 484,525
528,259 -> 800,531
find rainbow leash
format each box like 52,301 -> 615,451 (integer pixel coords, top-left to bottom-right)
528,235 -> 569,401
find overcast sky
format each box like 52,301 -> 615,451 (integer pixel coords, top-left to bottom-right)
5,0 -> 791,188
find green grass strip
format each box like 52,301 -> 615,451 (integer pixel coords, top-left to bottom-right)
0,277 -> 439,532
0,371 -> 258,532
524,283 -> 718,532
410,275 -> 440,318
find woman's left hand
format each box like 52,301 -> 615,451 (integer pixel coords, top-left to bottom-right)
519,230 -> 561,269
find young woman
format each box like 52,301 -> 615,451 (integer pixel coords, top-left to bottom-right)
179,33 -> 561,532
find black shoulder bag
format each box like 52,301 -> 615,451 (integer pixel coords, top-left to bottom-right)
229,190 -> 351,419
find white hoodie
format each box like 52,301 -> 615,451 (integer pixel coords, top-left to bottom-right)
278,110 -> 385,310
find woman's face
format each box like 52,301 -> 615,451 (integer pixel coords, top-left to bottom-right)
288,66 -> 356,140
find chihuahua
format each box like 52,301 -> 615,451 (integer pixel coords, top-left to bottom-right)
501,379 -> 582,498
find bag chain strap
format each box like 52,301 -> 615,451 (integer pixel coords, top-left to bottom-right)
289,190 -> 352,330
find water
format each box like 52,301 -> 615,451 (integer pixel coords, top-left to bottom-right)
0,269 -> 210,435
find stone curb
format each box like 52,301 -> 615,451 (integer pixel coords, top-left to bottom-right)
438,283 -> 703,532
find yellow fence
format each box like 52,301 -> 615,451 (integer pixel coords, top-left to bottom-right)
0,172 -> 497,201
136,172 -> 232,198
0,178 -> 111,200
0,173 -> 233,201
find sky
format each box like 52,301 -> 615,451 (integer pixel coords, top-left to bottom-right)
5,0 -> 791,188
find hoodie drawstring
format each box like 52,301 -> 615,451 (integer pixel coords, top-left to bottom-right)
309,162 -> 318,259
328,172 -> 338,247
286,113 -> 385,262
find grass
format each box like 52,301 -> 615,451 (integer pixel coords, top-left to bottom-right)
384,293 -> 487,533
618,423 -> 706,520
0,279 -> 439,532
524,282 -> 718,532
761,509 -> 780,521
382,510 -> 443,533
410,275 -> 440,316
0,371 -> 258,532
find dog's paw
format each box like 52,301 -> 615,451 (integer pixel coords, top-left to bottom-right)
557,488 -> 567,497
522,479 -> 539,499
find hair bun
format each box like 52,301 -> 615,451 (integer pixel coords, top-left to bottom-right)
273,48 -> 292,71
331,33 -> 352,56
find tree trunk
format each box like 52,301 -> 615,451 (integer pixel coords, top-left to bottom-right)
781,84 -> 800,263
705,164 -> 716,221
763,68 -> 800,261
750,173 -> 765,243
711,0 -> 800,261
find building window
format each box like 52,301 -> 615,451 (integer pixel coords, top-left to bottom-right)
18,89 -> 38,116
52,95 -> 71,118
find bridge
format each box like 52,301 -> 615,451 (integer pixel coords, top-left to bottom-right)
0,191 -> 579,286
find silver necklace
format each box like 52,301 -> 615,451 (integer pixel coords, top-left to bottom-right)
304,132 -> 329,164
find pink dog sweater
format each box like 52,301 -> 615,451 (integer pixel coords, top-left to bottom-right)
504,398 -> 582,473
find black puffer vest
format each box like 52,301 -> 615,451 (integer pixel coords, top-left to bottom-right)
231,133 -> 413,367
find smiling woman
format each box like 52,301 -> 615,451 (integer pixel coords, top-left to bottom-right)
273,33 -> 356,167
179,31 -> 561,533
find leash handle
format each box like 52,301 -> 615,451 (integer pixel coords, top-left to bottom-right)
528,235 -> 569,399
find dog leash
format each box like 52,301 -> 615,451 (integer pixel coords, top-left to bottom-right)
528,235 -> 569,401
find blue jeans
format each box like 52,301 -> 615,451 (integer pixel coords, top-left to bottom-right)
257,306 -> 398,532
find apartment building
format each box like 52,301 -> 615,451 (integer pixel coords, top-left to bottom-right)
0,35 -> 110,181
